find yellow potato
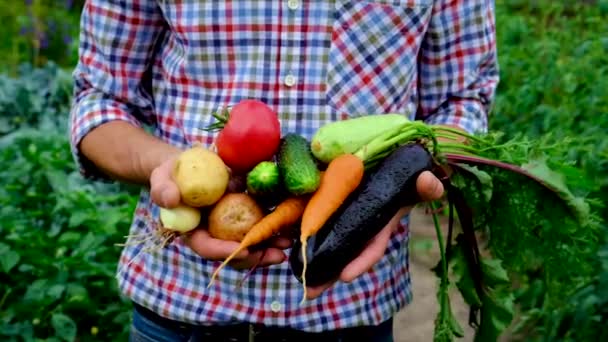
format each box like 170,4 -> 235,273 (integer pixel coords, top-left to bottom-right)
173,146 -> 230,207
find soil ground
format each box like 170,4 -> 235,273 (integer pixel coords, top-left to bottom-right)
393,208 -> 475,342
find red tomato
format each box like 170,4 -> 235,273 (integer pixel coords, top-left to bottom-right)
215,99 -> 281,174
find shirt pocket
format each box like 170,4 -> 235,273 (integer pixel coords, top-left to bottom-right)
325,0 -> 432,118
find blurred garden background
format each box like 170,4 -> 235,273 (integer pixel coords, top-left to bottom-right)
0,1 -> 606,341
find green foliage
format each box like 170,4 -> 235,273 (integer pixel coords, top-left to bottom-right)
0,66 -> 137,341
487,1 -> 608,339
528,229 -> 608,342
0,62 -> 73,135
448,139 -> 603,337
493,0 -> 608,221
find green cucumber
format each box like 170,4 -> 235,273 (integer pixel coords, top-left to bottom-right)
310,114 -> 410,163
246,161 -> 280,196
278,134 -> 321,195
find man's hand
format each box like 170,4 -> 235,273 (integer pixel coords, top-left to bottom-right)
304,170 -> 445,299
149,156 -> 290,270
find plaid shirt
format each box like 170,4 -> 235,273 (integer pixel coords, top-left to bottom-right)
69,0 -> 498,332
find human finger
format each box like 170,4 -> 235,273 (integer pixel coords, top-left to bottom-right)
268,236 -> 293,249
229,248 -> 287,269
416,170 -> 445,202
304,281 -> 335,300
339,222 -> 394,283
184,228 -> 249,261
150,157 -> 181,208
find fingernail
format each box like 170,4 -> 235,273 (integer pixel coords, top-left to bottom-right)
434,180 -> 445,199
161,188 -> 170,203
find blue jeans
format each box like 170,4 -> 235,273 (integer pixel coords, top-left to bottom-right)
129,303 -> 394,342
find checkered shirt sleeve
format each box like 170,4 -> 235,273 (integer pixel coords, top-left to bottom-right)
416,0 -> 499,134
69,0 -> 165,179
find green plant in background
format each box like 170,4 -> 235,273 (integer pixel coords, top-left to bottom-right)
493,0 -> 608,217
0,65 -> 138,342
0,62 -> 73,135
0,0 -> 84,73
491,1 -> 608,340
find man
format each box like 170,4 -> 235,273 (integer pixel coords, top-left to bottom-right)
69,0 -> 498,341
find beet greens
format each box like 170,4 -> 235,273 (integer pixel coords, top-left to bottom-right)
343,120 -> 603,341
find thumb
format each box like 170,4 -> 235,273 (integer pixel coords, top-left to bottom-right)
150,157 -> 181,208
416,170 -> 445,202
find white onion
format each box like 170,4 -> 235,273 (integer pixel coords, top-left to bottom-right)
159,204 -> 201,233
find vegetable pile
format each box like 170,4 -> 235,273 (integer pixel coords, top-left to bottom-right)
139,99 -> 600,342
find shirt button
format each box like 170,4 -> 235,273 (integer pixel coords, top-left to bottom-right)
270,301 -> 282,313
287,0 -> 299,10
284,74 -> 296,87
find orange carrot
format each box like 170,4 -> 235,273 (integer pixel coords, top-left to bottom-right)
208,196 -> 308,287
298,153 -> 365,301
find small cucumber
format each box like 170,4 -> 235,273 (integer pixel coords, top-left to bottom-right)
278,134 -> 321,195
246,161 -> 280,196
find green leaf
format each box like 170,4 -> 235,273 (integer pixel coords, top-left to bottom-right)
17,264 -> 35,273
68,211 -> 89,228
45,169 -> 68,193
0,320 -> 34,339
474,291 -> 515,342
51,313 -> 76,342
450,243 -> 482,307
47,222 -> 63,238
47,284 -> 65,301
433,291 -> 465,341
0,249 -> 20,273
65,283 -> 88,298
24,279 -> 48,302
453,164 -> 493,203
58,232 -> 81,244
521,156 -> 590,221
449,311 -> 465,338
481,258 -> 510,286
76,232 -> 102,254
65,283 -> 88,305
